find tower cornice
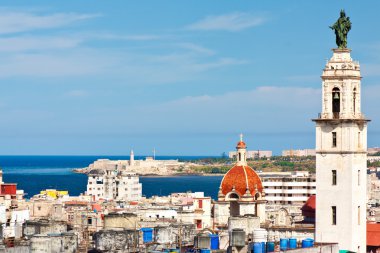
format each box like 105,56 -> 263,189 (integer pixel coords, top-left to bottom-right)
312,118 -> 370,123
321,76 -> 362,80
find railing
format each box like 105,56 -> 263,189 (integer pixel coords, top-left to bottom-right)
333,112 -> 340,119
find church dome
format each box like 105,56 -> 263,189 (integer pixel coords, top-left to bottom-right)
236,141 -> 246,149
220,164 -> 263,197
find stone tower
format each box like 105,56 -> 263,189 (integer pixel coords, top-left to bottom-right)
313,48 -> 369,252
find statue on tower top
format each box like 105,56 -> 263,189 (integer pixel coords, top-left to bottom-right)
330,9 -> 351,49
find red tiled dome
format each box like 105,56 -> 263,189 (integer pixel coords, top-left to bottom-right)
236,141 -> 246,149
220,165 -> 263,197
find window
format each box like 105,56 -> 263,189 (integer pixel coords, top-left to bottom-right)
358,170 -> 360,186
87,217 -> 92,225
358,206 -> 360,225
332,132 -> 337,147
198,199 -> 203,209
332,170 -> 337,185
332,206 -> 337,225
358,132 -> 361,148
196,219 -> 202,229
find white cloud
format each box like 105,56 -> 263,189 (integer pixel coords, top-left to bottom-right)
0,11 -> 100,34
0,50 -> 112,77
128,86 -> 321,133
0,36 -> 82,52
98,34 -> 161,41
186,12 -> 266,32
176,43 -> 215,56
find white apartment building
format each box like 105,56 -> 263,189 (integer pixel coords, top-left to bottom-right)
281,149 -> 316,157
261,172 -> 316,205
87,169 -> 142,201
228,150 -> 272,159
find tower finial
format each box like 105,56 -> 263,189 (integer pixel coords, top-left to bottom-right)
240,133 -> 243,142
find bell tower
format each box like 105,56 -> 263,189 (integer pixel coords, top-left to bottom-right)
236,134 -> 247,166
313,48 -> 369,251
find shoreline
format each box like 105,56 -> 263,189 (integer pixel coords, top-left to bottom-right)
140,173 -> 225,178
72,168 -> 224,177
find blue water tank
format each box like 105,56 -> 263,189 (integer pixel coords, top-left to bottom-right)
200,249 -> 210,253
302,239 -> 312,248
253,242 -> 262,253
289,238 -> 297,249
261,242 -> 266,253
266,242 -> 275,252
209,234 -> 219,250
140,228 -> 153,243
306,238 -> 314,247
280,238 -> 288,251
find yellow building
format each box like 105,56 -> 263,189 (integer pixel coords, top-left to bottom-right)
40,189 -> 69,199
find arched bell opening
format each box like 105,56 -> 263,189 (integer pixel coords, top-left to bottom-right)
332,87 -> 340,119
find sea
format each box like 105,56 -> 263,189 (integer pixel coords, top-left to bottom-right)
0,156 -> 223,199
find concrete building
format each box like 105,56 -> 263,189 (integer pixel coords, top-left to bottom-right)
214,135 -> 266,227
87,170 -> 142,201
177,195 -> 212,230
313,47 -> 368,251
228,150 -> 272,159
282,149 -> 316,157
262,172 -> 316,205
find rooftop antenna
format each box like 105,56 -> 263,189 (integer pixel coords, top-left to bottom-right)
153,148 -> 156,160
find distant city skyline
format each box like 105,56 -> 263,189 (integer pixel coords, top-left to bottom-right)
0,1 -> 380,155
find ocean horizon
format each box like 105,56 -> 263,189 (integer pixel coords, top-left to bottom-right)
0,155 -> 222,199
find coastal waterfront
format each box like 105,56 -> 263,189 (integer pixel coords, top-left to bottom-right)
0,156 -> 222,199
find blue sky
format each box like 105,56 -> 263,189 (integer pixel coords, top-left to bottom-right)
0,1 -> 380,155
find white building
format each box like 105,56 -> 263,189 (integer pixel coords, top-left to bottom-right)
262,172 -> 316,205
229,150 -> 272,159
313,46 -> 368,251
177,195 -> 212,230
281,149 -> 316,157
87,169 -> 142,201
